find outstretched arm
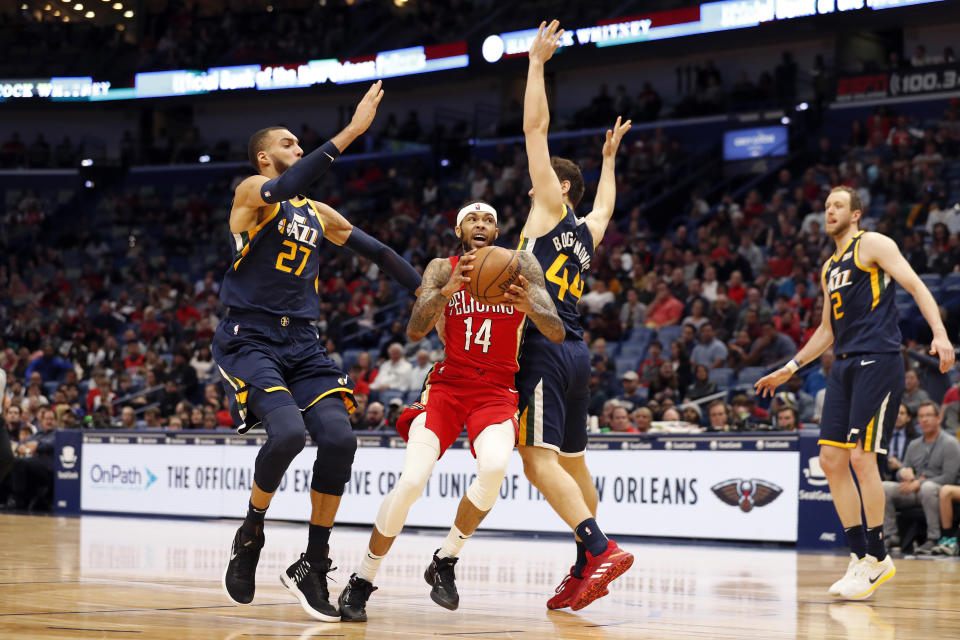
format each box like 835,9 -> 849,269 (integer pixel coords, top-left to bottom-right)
862,232 -> 955,373
756,277 -> 834,397
407,254 -> 476,341
259,81 -> 384,205
523,20 -> 566,238
310,199 -> 420,293
584,117 -> 632,248
504,251 -> 565,343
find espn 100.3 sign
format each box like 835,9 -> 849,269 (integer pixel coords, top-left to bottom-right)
77,435 -> 798,542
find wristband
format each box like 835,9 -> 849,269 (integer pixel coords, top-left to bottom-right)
785,358 -> 800,374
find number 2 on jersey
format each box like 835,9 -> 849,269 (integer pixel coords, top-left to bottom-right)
831,292 -> 844,319
463,317 -> 492,353
276,240 -> 311,276
545,255 -> 584,302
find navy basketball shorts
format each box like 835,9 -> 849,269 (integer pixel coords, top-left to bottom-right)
212,314 -> 354,433
515,334 -> 590,456
818,352 -> 904,454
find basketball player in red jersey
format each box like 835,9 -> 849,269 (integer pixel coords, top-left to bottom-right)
337,201 -> 565,621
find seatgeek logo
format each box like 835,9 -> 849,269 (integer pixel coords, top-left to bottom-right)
89,464 -> 158,490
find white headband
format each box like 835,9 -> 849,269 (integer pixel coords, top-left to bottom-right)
456,202 -> 498,227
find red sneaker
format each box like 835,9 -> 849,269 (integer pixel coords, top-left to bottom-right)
569,540 -> 633,611
546,566 -> 609,610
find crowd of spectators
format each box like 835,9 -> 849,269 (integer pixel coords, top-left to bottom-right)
2,85 -> 960,511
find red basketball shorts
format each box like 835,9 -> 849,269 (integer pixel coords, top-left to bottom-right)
396,377 -> 519,457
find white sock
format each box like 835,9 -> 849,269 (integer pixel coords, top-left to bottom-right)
357,547 -> 385,583
438,524 -> 471,559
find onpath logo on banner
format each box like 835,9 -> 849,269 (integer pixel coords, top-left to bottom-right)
712,478 -> 783,512
89,463 -> 158,491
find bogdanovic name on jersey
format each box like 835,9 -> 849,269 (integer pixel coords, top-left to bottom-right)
447,290 -> 516,316
551,230 -> 591,271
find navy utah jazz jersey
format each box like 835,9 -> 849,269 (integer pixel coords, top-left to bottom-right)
822,231 -> 901,356
220,197 -> 325,319
518,204 -> 594,340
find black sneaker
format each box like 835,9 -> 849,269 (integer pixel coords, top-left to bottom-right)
338,573 -> 378,622
280,553 -> 340,622
223,526 -> 264,605
424,550 -> 459,610
916,539 -> 937,555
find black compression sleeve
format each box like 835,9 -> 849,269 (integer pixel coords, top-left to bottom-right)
260,140 -> 340,204
343,227 -> 421,293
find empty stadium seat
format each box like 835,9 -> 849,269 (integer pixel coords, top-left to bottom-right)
656,325 -> 683,347
737,367 -> 767,387
708,367 -> 734,390
618,342 -> 648,359
615,357 -> 638,377
920,273 -> 942,298
376,389 -> 407,408
944,272 -> 960,292
341,349 -> 365,370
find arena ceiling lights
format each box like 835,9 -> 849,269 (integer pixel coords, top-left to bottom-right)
481,0 -> 947,63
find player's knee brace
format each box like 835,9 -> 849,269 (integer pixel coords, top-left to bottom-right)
304,396 -> 357,496
254,403 -> 306,493
466,419 -> 514,512
374,414 -> 439,537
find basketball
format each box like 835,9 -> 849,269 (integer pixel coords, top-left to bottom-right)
466,246 -> 521,305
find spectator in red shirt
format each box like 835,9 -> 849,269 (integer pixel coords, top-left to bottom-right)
139,306 -> 164,342
645,282 -> 684,329
124,341 -> 145,373
354,351 -> 378,391
727,270 -> 746,305
638,340 -> 664,387
604,406 -> 639,433
767,242 -> 794,279
175,296 -> 202,328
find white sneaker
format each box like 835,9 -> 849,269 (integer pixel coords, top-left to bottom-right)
839,554 -> 896,600
828,553 -> 860,596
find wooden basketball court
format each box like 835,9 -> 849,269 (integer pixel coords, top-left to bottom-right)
1,513 -> 958,639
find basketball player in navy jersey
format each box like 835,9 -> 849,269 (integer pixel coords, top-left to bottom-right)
515,20 -> 634,611
757,185 -> 955,599
214,81 -> 421,621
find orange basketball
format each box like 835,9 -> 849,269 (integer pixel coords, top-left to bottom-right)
466,246 -> 521,305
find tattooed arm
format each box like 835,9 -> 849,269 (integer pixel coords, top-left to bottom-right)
406,253 -> 476,342
504,251 -> 566,343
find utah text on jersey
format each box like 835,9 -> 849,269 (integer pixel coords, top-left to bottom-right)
277,213 -> 320,248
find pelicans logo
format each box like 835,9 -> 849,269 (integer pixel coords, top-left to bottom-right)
711,478 -> 783,513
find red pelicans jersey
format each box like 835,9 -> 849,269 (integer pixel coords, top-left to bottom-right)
438,255 -> 526,386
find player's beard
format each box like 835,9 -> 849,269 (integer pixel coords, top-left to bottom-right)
829,218 -> 850,240
271,154 -> 292,175
459,225 -> 476,253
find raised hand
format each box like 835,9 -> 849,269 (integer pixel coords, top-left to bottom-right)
441,250 -> 476,298
602,116 -> 632,159
528,20 -> 564,65
754,366 -> 791,398
348,80 -> 385,136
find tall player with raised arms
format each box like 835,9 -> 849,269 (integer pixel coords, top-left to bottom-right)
337,201 -> 565,622
756,185 -> 955,599
215,82 -> 422,621
515,20 -> 634,611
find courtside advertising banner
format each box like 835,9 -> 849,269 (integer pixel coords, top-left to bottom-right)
77,435 -> 798,541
